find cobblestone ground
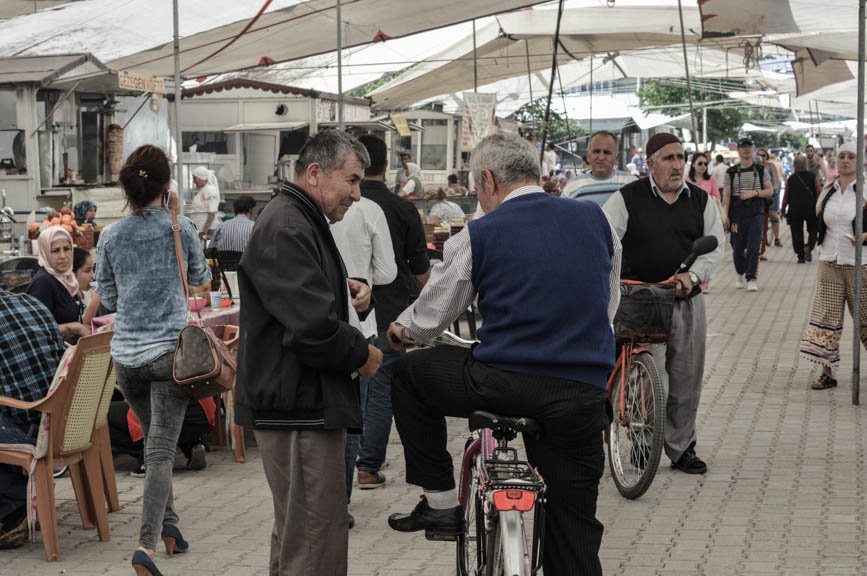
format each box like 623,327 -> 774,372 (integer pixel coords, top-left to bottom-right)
4,226 -> 867,576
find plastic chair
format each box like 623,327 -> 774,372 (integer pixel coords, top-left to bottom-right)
0,331 -> 114,561
90,362 -> 120,514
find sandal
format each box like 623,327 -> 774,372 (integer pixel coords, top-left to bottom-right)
811,373 -> 838,390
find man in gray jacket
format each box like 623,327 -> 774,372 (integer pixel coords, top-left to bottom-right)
236,131 -> 382,575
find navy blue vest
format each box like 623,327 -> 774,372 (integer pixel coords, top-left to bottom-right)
468,192 -> 615,389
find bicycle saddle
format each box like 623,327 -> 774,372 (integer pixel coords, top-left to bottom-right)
468,411 -> 542,437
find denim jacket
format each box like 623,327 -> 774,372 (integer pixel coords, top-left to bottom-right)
96,206 -> 210,368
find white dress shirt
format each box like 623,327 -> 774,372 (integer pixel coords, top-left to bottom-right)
819,179 -> 867,266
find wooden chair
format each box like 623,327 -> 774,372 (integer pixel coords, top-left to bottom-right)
212,325 -> 245,462
0,331 -> 114,561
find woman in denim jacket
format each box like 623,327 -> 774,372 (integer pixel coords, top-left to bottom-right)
96,145 -> 210,576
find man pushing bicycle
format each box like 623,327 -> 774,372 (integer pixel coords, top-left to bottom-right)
602,133 -> 725,475
386,133 -> 621,575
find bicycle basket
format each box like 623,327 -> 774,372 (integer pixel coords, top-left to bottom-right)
613,282 -> 676,343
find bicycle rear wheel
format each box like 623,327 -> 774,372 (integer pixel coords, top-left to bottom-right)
459,445 -> 484,575
607,350 -> 665,499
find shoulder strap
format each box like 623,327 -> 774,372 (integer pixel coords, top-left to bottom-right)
171,210 -> 198,321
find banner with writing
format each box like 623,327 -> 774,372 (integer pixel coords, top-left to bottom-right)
461,92 -> 497,152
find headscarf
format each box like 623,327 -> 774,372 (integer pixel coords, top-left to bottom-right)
73,200 -> 96,225
406,163 -> 422,179
192,166 -> 220,202
838,141 -> 858,156
37,226 -> 79,297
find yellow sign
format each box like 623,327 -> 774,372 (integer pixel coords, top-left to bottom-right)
391,113 -> 411,137
117,72 -> 166,94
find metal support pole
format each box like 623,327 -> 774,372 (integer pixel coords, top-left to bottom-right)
589,55 -> 593,134
525,39 -> 533,105
539,0 -> 565,168
337,0 -> 343,129
677,0 -> 697,137
853,0 -> 865,405
473,20 -> 478,93
557,66 -> 580,169
173,0 -> 183,204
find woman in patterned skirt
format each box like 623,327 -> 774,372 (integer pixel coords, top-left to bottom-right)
800,141 -> 867,389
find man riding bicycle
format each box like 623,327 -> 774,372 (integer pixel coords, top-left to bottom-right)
602,133 -> 724,475
387,133 -> 621,575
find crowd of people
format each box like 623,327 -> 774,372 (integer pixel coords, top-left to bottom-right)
1,120 -> 866,576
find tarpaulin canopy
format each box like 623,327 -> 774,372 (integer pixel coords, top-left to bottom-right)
368,2 -> 705,110
107,0 -> 552,77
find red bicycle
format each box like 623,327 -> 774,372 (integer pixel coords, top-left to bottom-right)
607,236 -> 717,499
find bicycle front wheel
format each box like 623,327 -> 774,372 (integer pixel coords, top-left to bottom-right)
608,350 -> 665,499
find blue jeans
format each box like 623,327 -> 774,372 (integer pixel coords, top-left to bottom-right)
344,333 -> 403,502
357,331 -> 402,472
0,412 -> 34,522
115,352 -> 189,549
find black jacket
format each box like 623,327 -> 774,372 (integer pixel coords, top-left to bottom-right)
235,182 -> 370,430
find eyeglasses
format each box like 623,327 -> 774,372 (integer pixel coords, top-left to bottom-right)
694,162 -> 707,166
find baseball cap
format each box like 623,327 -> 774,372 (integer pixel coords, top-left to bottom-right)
738,137 -> 754,148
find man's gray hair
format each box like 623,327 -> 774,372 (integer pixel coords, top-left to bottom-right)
470,133 -> 541,187
295,129 -> 370,176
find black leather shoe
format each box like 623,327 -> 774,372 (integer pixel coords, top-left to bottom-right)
388,496 -> 464,539
671,443 -> 707,474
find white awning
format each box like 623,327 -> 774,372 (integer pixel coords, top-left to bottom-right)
224,121 -> 308,133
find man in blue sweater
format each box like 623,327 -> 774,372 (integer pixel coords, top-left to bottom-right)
386,133 -> 622,575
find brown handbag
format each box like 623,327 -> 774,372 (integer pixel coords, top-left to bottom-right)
170,209 -> 237,400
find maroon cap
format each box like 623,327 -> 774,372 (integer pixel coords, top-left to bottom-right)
646,133 -> 681,159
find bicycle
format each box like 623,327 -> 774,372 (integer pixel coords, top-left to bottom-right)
429,332 -> 547,576
607,235 -> 718,500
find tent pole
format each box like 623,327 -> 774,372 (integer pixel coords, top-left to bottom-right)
540,0 -> 565,168
589,55 -> 593,134
677,0 -> 697,138
557,65 -> 579,170
853,0 -> 865,406
337,0 -> 343,129
525,39 -> 533,104
173,0 -> 183,204
473,20 -> 478,93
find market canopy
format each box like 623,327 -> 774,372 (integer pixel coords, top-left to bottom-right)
368,2 -> 706,110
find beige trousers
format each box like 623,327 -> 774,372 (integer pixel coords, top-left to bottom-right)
254,428 -> 348,576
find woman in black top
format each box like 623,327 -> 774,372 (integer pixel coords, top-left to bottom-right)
782,154 -> 821,263
27,226 -> 90,341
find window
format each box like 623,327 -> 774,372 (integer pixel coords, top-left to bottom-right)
421,119 -> 448,171
182,131 -> 235,154
0,90 -> 24,174
391,132 -> 418,169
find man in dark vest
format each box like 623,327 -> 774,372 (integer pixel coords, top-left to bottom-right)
386,133 -> 621,575
603,133 -> 724,475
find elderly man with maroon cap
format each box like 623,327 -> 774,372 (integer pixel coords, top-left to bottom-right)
603,133 -> 724,474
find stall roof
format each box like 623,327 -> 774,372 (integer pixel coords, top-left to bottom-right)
0,53 -> 106,86
173,78 -> 370,107
224,121 -> 309,133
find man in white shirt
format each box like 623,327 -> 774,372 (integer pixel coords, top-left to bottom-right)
330,195 -> 397,516
542,143 -> 559,177
709,154 -> 728,197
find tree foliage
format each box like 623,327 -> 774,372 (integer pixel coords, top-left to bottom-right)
512,98 -> 586,143
638,80 -> 748,144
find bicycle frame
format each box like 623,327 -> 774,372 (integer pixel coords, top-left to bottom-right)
459,427 -> 546,576
606,341 -> 653,423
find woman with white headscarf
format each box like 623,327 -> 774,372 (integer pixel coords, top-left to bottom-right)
27,225 -> 90,341
800,141 -> 867,390
191,166 -> 220,240
399,163 -> 424,198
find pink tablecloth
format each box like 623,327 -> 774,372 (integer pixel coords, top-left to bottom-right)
92,303 -> 240,333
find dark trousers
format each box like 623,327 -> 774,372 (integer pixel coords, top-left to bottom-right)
730,211 -> 764,281
0,412 -> 34,523
392,345 -> 608,576
789,215 -> 818,260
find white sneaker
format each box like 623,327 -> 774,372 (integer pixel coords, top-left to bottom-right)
735,275 -> 746,289
747,280 -> 758,292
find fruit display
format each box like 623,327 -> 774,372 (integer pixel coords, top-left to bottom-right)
37,206 -> 95,249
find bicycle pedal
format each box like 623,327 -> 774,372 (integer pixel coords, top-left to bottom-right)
424,529 -> 459,542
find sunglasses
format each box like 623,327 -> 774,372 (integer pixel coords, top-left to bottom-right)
758,154 -> 768,158
694,161 -> 707,166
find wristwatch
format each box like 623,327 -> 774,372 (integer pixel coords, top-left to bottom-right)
688,271 -> 700,285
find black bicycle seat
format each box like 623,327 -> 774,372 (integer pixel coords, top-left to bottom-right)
468,411 -> 541,436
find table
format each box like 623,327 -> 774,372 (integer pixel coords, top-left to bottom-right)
91,302 -> 240,332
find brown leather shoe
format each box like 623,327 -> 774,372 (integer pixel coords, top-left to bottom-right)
357,469 -> 386,490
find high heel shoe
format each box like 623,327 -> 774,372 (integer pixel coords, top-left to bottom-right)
132,550 -> 164,576
161,524 -> 189,557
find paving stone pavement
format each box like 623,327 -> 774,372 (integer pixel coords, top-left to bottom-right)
4,226 -> 867,576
